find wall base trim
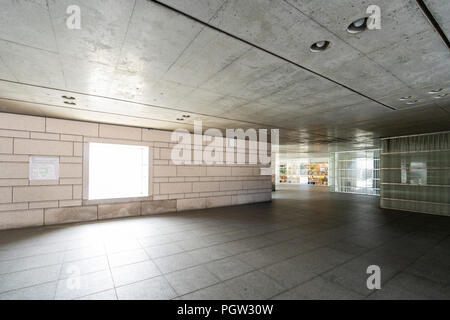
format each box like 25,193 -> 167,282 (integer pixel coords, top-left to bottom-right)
0,193 -> 272,231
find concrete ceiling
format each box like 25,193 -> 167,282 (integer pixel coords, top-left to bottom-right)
0,0 -> 449,155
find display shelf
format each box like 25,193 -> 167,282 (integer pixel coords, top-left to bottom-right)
278,159 -> 328,185
305,162 -> 328,186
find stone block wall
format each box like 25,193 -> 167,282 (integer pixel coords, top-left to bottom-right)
0,112 -> 272,230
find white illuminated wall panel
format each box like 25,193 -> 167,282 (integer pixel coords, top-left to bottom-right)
88,143 -> 149,200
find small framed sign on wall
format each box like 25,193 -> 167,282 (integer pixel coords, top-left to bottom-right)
29,156 -> 59,180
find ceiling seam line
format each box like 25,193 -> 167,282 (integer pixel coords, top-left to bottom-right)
46,0 -> 67,89
113,0 -> 137,69
149,0 -> 397,111
416,0 -> 450,50
437,105 -> 450,115
162,26 -> 206,78
162,0 -> 229,80
222,63 -> 296,115
0,38 -> 58,55
195,47 -> 253,88
110,0 -> 137,94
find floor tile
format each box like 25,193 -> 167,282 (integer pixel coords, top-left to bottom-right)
260,259 -> 317,289
63,245 -> 105,263
165,265 -> 220,296
55,270 -> 114,300
189,245 -> 233,264
0,251 -> 64,275
153,252 -> 198,274
60,256 -> 109,279
272,276 -> 364,300
108,249 -> 149,268
178,283 -> 242,300
235,249 -> 283,269
77,289 -> 117,300
381,272 -> 450,300
116,276 -> 177,300
327,240 -> 369,256
205,257 -> 254,281
367,285 -> 429,300
0,242 -> 66,262
0,264 -> 61,294
322,253 -> 407,296
288,247 -> 354,275
0,281 -> 57,300
406,258 -> 450,286
225,271 -> 285,300
144,243 -> 185,259
111,260 -> 161,286
104,239 -> 141,254
0,187 -> 449,300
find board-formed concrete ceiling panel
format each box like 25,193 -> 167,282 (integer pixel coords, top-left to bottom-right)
0,0 -> 56,51
48,0 -> 135,66
161,29 -> 251,87
0,56 -> 15,82
423,0 -> 450,38
0,0 -> 449,156
0,40 -> 65,87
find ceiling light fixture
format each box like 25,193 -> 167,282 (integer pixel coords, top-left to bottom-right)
182,115 -> 190,118
310,40 -> 331,53
62,95 -> 75,100
433,93 -> 448,99
347,17 -> 368,34
63,101 -> 76,105
428,88 -> 444,94
176,118 -> 184,121
406,100 -> 419,104
399,96 -> 414,101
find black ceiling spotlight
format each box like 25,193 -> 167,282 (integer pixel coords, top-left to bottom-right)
347,17 -> 368,34
63,101 -> 76,105
399,96 -> 414,101
62,95 -> 75,100
310,40 -> 331,53
428,88 -> 444,94
182,114 -> 190,118
176,118 -> 184,121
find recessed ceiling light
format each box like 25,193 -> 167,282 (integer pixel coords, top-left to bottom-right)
428,88 -> 444,94
406,100 -> 419,104
63,101 -> 76,105
347,17 -> 368,34
62,95 -> 75,100
399,96 -> 414,101
433,93 -> 448,99
310,40 -> 331,53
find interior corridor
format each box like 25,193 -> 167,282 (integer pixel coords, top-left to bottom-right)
0,186 -> 449,300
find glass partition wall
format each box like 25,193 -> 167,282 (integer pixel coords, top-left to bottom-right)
329,150 -> 380,195
380,131 -> 449,216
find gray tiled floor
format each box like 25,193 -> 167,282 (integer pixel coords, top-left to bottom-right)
0,185 -> 449,300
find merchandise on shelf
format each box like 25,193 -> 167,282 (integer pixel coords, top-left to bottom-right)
278,160 -> 328,186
